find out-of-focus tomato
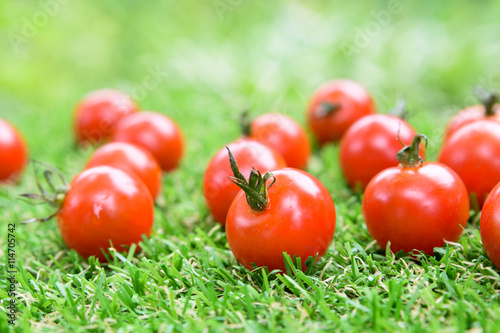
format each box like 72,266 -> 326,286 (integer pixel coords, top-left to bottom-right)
249,113 -> 311,169
339,114 -> 423,191
307,79 -> 376,145
438,120 -> 500,209
112,112 -> 184,172
0,118 -> 28,183
74,89 -> 138,145
85,142 -> 162,199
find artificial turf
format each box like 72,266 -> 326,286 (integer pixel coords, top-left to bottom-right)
1,1 -> 500,332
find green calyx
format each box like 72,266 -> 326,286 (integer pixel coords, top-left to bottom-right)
315,101 -> 341,118
396,133 -> 427,168
475,87 -> 498,116
20,160 -> 69,224
226,147 -> 276,212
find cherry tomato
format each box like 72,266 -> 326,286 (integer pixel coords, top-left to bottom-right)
226,160 -> 336,272
57,166 -> 154,261
480,182 -> 500,269
307,79 -> 376,145
249,113 -> 311,169
203,139 -> 286,226
438,120 -> 500,209
111,112 -> 184,172
74,89 -> 138,145
0,118 -> 28,183
362,134 -> 469,255
85,142 -> 162,199
339,114 -> 423,191
444,92 -> 500,140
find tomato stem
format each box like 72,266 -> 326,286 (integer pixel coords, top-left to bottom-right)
388,99 -> 409,120
226,147 -> 276,212
396,133 -> 427,168
20,160 -> 69,224
315,102 -> 341,118
239,108 -> 252,137
475,87 -> 498,116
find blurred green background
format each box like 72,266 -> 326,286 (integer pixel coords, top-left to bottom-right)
1,0 -> 500,171
2,1 -> 500,331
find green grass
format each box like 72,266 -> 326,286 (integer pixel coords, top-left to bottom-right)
1,1 -> 500,332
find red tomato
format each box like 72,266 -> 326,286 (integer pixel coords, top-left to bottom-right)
444,93 -> 500,140
480,182 -> 500,269
74,89 -> 138,145
226,167 -> 336,272
438,120 -> 500,209
111,112 -> 184,172
0,119 -> 28,183
57,166 -> 154,261
339,114 -> 423,191
307,79 -> 376,144
203,139 -> 286,226
362,134 -> 469,255
85,142 -> 162,199
249,113 -> 311,169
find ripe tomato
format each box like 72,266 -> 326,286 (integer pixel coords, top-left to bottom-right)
307,79 -> 376,144
226,155 -> 336,272
85,142 -> 162,199
203,139 -> 286,226
339,114 -> 423,191
74,89 -> 138,145
111,112 -> 184,172
480,182 -> 500,269
362,134 -> 469,255
438,120 -> 500,209
248,113 -> 311,169
57,166 -> 154,261
0,118 -> 28,183
444,92 -> 499,140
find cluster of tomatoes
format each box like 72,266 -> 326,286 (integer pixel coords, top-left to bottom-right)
2,79 -> 500,272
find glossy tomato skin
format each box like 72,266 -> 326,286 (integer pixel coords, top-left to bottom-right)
203,139 -> 286,226
480,182 -> 500,269
74,89 -> 138,145
57,166 -> 154,261
307,79 -> 376,144
362,162 -> 469,255
250,113 -> 311,169
339,114 -> 423,190
111,112 -> 184,172
438,120 -> 500,209
226,168 -> 336,272
445,104 -> 500,140
85,142 -> 162,199
0,119 -> 28,183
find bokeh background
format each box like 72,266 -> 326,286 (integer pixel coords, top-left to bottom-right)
1,0 -> 500,170
1,1 -> 500,330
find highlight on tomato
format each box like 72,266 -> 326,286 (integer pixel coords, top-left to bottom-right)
73,89 -> 138,146
362,134 -> 469,255
203,138 -> 286,226
22,163 -> 154,261
225,148 -> 336,272
0,118 -> 28,183
438,120 -> 500,210
85,142 -> 162,199
444,89 -> 500,140
339,101 -> 422,191
480,181 -> 500,269
111,111 -> 184,172
307,79 -> 376,145
243,112 -> 311,169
